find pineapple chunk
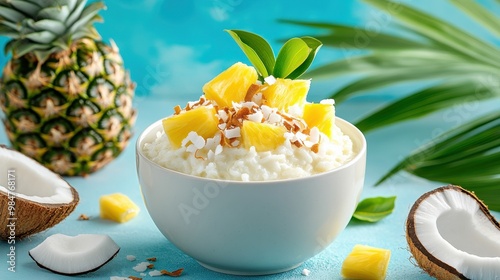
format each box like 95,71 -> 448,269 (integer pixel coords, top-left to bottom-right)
162,106 -> 219,148
303,103 -> 335,139
341,244 -> 391,280
261,78 -> 310,111
241,121 -> 286,152
203,62 -> 258,107
100,193 -> 140,223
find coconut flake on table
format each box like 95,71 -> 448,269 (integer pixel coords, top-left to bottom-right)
125,255 -> 136,261
110,277 -> 131,280
149,270 -> 162,276
133,262 -> 151,272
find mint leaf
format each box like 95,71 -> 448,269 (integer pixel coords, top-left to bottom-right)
273,37 -> 310,78
286,36 -> 322,79
225,29 -> 275,77
352,196 -> 396,222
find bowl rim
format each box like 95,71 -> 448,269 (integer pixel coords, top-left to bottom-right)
136,117 -> 366,185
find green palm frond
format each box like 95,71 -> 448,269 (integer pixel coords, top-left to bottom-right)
282,0 -> 500,210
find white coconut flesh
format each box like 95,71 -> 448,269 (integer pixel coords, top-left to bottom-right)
29,233 -> 120,275
0,146 -> 73,204
407,185 -> 500,279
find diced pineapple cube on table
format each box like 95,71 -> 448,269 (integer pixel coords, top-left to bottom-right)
162,106 -> 219,148
100,193 -> 140,223
341,244 -> 391,280
202,62 -> 258,107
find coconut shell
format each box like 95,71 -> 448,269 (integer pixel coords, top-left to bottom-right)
406,185 -> 500,280
0,186 -> 79,240
0,145 -> 79,240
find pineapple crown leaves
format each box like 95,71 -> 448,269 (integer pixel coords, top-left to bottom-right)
226,29 -> 322,80
0,0 -> 105,61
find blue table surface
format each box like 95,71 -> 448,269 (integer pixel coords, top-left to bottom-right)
1,97 -> 498,280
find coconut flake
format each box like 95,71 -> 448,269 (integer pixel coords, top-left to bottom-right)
192,135 -> 205,149
309,127 -> 320,144
126,255 -> 136,261
241,101 -> 257,109
247,111 -> 264,123
261,105 -> 273,119
252,92 -> 263,104
302,268 -> 311,276
320,99 -> 335,105
110,277 -> 131,280
218,123 -> 227,130
214,145 -> 223,155
218,110 -> 228,122
267,112 -> 282,124
264,75 -> 276,85
224,127 -> 241,139
149,270 -> 162,276
185,144 -> 197,153
133,262 -> 151,272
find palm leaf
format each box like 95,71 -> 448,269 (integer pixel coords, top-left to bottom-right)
355,78 -> 500,131
278,19 -> 430,50
377,112 -> 500,210
363,0 -> 500,67
450,0 -> 500,37
283,0 -> 500,210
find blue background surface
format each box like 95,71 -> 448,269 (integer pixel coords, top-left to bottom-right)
0,0 -> 499,279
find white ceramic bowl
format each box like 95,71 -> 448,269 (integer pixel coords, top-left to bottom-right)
136,117 -> 366,275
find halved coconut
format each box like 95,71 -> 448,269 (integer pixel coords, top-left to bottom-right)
0,145 -> 79,240
406,185 -> 500,280
29,233 -> 120,275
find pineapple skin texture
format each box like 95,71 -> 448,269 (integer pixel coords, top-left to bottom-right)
241,121 -> 286,152
261,78 -> 310,112
303,103 -> 335,139
0,39 -> 137,176
162,106 -> 219,148
100,193 -> 140,223
202,62 -> 258,107
341,244 -> 391,280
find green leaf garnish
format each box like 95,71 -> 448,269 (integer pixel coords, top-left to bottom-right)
225,29 -> 275,77
352,196 -> 396,223
273,37 -> 309,78
226,29 -> 322,80
286,36 -> 322,79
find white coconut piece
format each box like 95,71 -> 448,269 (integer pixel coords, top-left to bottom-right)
29,233 -> 120,275
133,261 -> 151,272
126,255 -> 136,261
0,145 -> 79,240
407,185 -> 500,280
264,75 -> 276,85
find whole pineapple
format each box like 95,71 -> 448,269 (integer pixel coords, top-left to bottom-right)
0,0 -> 137,176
